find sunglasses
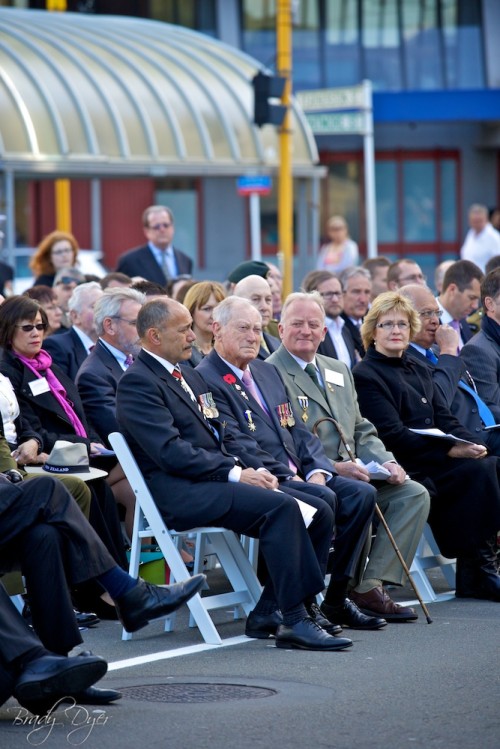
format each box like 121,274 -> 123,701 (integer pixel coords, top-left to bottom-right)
16,323 -> 47,332
148,222 -> 172,231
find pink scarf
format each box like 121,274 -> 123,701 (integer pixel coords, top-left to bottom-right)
15,349 -> 87,438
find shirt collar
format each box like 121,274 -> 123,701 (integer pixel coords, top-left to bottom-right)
99,338 -> 130,369
72,326 -> 95,354
286,349 -> 318,371
141,347 -> 176,374
410,342 -> 427,357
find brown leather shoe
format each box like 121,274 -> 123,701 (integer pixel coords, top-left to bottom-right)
349,586 -> 417,622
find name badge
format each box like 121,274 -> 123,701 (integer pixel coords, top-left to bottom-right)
324,369 -> 344,388
29,377 -> 50,396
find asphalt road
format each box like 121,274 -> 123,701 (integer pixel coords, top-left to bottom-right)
1,577 -> 498,749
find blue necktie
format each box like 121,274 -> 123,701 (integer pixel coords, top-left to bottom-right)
425,349 -> 439,364
458,380 -> 496,427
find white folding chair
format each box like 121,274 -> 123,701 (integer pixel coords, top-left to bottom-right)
409,523 -> 456,603
109,432 -> 262,644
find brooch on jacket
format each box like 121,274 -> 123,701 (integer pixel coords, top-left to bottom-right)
297,395 -> 309,422
222,373 -> 248,400
277,402 -> 295,428
244,410 -> 256,431
197,392 -> 219,418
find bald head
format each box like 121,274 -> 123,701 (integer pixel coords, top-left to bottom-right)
400,284 -> 441,349
400,283 -> 435,310
233,274 -> 273,326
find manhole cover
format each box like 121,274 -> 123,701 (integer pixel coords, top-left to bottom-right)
119,683 -> 277,703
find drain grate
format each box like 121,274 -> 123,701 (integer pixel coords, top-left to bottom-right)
119,683 -> 277,703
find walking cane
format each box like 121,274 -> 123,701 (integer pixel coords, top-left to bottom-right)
312,416 -> 433,624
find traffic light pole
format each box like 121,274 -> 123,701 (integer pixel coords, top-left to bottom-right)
276,1 -> 293,298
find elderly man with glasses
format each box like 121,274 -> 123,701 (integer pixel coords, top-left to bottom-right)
401,283 -> 500,457
301,270 -> 359,368
116,204 -> 193,284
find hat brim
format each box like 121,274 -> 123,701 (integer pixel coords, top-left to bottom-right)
24,465 -> 108,482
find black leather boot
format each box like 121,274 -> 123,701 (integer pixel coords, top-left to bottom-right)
456,540 -> 500,601
476,539 -> 500,601
455,556 -> 480,598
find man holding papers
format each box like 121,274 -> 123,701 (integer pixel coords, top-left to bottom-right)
268,292 -> 430,622
401,284 -> 500,456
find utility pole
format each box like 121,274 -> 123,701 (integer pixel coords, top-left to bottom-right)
47,0 -> 72,233
276,1 -> 293,297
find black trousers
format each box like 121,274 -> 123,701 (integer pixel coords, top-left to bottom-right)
0,582 -> 43,707
282,476 -> 376,582
206,482 -> 334,612
0,477 -> 115,655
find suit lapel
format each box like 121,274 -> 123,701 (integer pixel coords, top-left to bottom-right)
138,351 -> 209,429
140,247 -> 168,285
96,341 -> 125,380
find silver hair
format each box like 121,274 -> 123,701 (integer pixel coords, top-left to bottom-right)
212,296 -> 257,327
280,291 -> 325,323
68,282 -> 102,313
94,287 -> 145,336
339,265 -> 372,291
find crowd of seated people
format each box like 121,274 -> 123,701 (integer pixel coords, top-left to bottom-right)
1,218 -> 499,717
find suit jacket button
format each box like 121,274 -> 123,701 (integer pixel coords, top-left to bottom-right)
424,418 -> 431,424
421,397 -> 427,403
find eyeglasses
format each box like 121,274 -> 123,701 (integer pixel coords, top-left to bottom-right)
55,277 -> 79,286
52,248 -> 73,256
376,321 -> 410,331
319,291 -> 342,299
148,222 -> 172,231
16,323 -> 47,332
111,316 -> 137,327
398,273 -> 427,283
419,309 -> 443,319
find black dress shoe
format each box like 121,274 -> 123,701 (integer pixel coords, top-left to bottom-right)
72,685 -> 122,704
275,617 -> 353,651
306,602 -> 343,636
245,609 -> 283,639
14,653 -> 107,706
75,610 -> 100,628
321,599 -> 387,630
114,574 -> 206,633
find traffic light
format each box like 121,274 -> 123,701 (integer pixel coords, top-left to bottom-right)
252,71 -> 287,127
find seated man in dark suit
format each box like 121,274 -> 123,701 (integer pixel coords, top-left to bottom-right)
339,266 -> 372,359
76,288 -> 145,445
0,473 -> 205,704
437,260 -> 483,348
197,297 -> 384,631
401,283 -> 500,456
302,270 -> 358,368
116,297 -> 354,651
268,292 -> 430,622
232,275 -> 280,359
460,268 -> 500,421
44,282 -> 103,379
0,581 -> 107,713
76,287 -> 145,538
116,205 -> 192,285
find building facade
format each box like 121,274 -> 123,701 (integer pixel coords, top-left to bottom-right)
3,0 -> 500,283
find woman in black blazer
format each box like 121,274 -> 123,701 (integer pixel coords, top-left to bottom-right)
352,291 -> 500,603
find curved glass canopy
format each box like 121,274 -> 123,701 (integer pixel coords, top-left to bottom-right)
0,8 -> 319,177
